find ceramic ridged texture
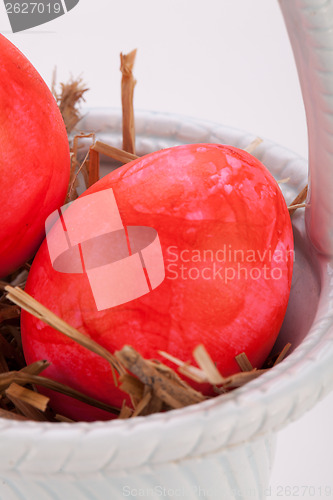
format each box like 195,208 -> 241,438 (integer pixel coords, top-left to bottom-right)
279,0 -> 333,256
0,109 -> 333,500
0,434 -> 275,500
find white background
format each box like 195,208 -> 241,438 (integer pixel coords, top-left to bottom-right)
1,1 -> 332,498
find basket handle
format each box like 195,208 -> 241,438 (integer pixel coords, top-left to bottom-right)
279,0 -> 333,256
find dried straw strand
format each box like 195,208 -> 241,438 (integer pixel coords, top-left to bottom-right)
4,285 -> 124,378
119,373 -> 145,403
244,137 -> 263,154
0,370 -> 120,416
120,49 -> 137,154
158,350 -> 208,383
193,345 -> 225,385
6,382 -> 49,412
218,369 -> 267,390
131,391 -> 152,418
67,133 -> 95,202
91,141 -> 139,164
88,147 -> 100,186
118,403 -> 133,420
116,346 -> 205,409
20,360 -> 50,376
52,72 -> 89,134
235,352 -> 253,372
273,343 -> 292,366
288,185 -> 308,216
0,408 -> 29,421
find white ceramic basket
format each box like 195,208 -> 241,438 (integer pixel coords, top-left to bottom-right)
1,1 -> 333,499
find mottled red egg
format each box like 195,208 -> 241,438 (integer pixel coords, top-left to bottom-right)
0,34 -> 70,277
21,144 -> 293,421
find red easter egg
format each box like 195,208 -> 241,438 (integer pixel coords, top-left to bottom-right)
21,144 -> 293,421
0,34 -> 70,277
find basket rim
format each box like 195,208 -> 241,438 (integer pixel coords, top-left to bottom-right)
1,109 -> 332,472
